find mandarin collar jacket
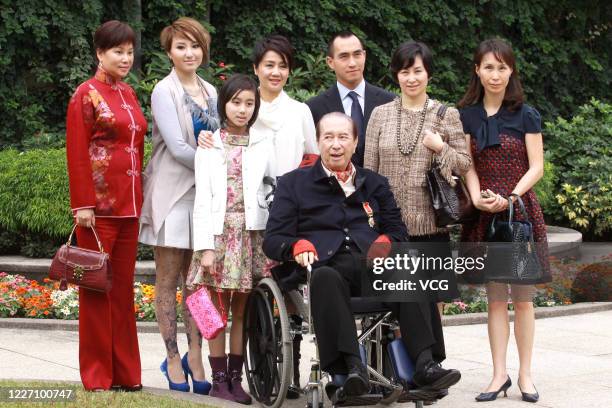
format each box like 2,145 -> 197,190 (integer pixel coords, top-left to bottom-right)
262,159 -> 408,266
66,70 -> 147,217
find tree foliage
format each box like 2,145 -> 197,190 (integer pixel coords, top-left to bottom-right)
207,0 -> 611,119
1,1 -> 610,148
0,1 -> 104,146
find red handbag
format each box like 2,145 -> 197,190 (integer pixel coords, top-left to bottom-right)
49,224 -> 112,292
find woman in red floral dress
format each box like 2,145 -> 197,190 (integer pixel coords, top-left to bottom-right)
65,20 -> 147,391
458,38 -> 550,403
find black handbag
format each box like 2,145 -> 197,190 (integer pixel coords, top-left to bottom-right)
426,104 -> 476,227
485,194 -> 543,282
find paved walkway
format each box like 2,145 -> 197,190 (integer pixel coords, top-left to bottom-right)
2,311 -> 611,407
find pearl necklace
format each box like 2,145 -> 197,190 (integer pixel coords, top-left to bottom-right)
395,96 -> 429,156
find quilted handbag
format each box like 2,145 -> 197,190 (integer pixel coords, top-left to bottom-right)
485,194 -> 543,281
186,286 -> 227,340
48,224 -> 112,292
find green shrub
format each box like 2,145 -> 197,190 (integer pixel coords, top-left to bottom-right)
544,99 -> 612,237
285,53 -> 336,95
0,144 -> 156,259
0,149 -> 72,237
0,229 -> 22,255
571,261 -> 612,302
137,243 -> 154,261
534,153 -> 560,223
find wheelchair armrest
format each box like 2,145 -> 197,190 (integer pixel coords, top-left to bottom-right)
350,297 -> 392,314
271,262 -> 307,292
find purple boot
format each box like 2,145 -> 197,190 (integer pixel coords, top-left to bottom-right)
208,356 -> 234,402
228,354 -> 252,405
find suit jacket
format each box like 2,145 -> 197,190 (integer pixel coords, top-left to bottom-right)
306,82 -> 395,166
263,159 -> 408,267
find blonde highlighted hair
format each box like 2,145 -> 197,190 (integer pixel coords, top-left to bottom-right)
160,17 -> 211,64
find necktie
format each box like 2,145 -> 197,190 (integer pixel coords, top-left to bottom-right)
348,91 -> 365,166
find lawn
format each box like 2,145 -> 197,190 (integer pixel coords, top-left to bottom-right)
0,380 -> 214,407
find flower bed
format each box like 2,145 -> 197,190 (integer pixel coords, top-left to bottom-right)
1,255 -> 608,319
0,272 -> 182,321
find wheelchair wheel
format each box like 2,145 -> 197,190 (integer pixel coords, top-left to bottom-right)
243,278 -> 292,408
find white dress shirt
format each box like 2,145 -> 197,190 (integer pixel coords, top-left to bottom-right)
321,162 -> 357,197
337,80 -> 366,116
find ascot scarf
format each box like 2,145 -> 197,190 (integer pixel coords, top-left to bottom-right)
257,90 -> 291,132
333,162 -> 355,183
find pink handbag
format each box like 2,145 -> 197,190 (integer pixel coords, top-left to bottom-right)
186,286 -> 227,340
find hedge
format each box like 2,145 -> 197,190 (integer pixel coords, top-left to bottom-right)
0,144 -> 153,258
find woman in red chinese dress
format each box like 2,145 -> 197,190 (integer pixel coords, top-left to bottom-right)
66,20 -> 147,391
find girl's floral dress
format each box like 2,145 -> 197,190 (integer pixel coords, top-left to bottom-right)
187,130 -> 271,292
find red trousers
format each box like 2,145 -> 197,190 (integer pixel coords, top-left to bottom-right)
76,218 -> 141,390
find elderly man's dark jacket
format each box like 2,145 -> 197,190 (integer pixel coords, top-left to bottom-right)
263,159 -> 408,266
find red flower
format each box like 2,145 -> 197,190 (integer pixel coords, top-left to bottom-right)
219,75 -> 226,81
219,62 -> 225,68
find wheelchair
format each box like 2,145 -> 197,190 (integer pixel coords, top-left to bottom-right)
243,265 -> 445,408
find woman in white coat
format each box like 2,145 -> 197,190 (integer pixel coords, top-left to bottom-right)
250,34 -> 319,176
200,35 -> 318,175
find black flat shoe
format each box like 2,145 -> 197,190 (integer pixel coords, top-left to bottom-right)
519,382 -> 539,403
475,376 -> 511,402
413,362 -> 461,390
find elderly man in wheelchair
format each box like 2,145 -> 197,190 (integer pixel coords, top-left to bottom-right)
252,112 -> 461,407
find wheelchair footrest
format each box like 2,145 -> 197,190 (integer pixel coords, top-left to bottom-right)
331,391 -> 383,406
398,387 -> 443,403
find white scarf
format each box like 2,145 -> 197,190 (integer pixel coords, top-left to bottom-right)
256,90 -> 291,132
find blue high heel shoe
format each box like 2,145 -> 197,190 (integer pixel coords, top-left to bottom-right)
182,353 -> 212,395
160,358 -> 190,392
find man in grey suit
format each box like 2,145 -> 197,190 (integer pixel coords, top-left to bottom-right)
306,31 -> 395,167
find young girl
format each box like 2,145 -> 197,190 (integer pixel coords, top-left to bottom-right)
187,74 -> 272,404
458,38 -> 550,403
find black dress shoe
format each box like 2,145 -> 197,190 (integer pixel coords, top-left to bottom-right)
436,388 -> 449,399
475,376 -> 511,402
519,381 -> 539,403
343,362 -> 370,396
325,381 -> 341,400
412,362 -> 461,390
286,384 -> 301,399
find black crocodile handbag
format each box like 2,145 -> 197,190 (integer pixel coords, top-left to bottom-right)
485,194 -> 543,281
426,104 -> 476,227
